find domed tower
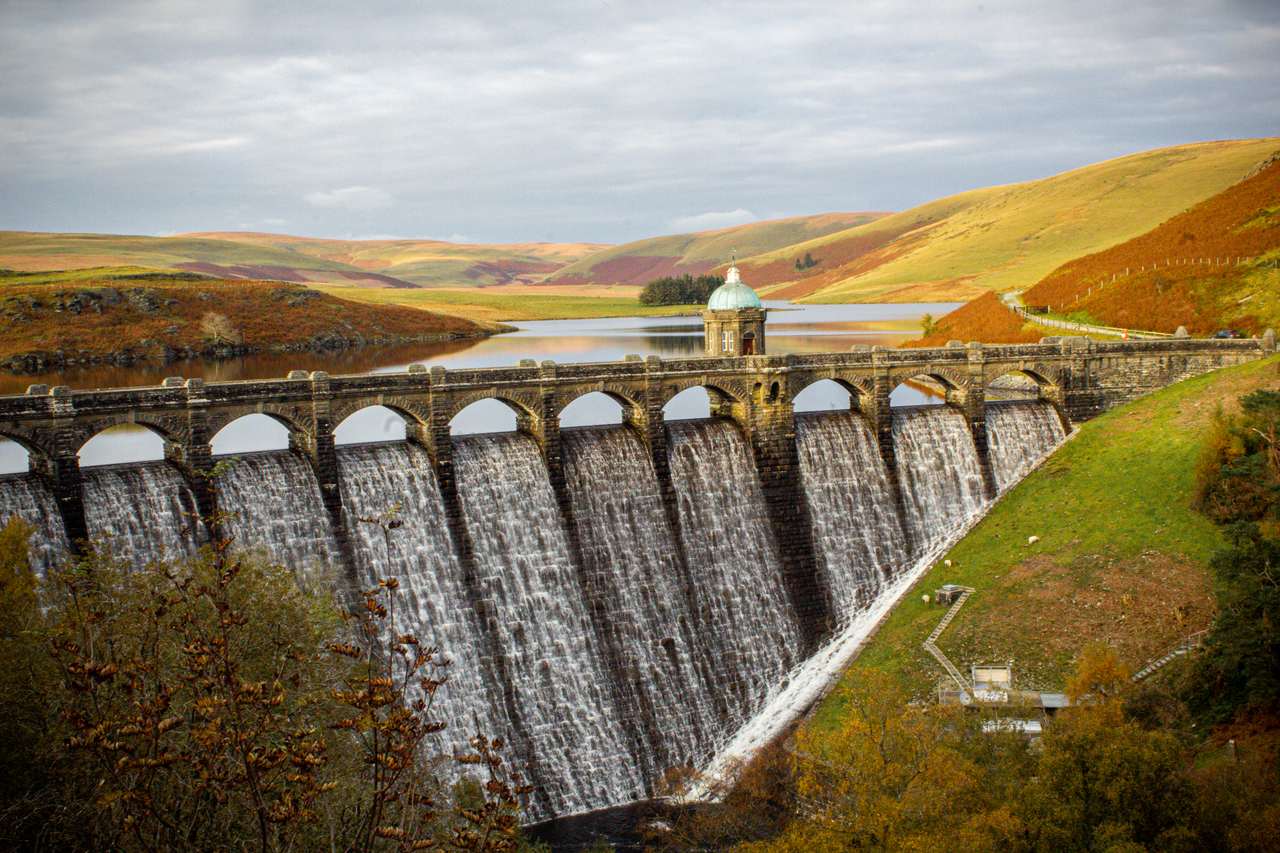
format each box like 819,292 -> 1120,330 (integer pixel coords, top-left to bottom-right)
703,262 -> 767,356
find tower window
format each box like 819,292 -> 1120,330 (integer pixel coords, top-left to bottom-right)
721,330 -> 733,352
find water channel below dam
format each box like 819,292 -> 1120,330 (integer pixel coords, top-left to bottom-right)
0,398 -> 1066,822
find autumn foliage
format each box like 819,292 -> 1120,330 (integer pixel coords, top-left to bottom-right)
905,291 -> 1042,347
1023,155 -> 1280,332
0,270 -> 488,369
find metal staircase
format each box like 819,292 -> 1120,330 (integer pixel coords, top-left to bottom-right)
1131,629 -> 1209,682
923,586 -> 975,693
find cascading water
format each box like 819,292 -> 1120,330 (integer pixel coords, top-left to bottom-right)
453,432 -> 644,820
986,401 -> 1068,492
666,419 -> 804,730
561,426 -> 723,776
336,442 -> 503,757
893,407 -> 989,550
796,412 -> 909,620
0,474 -> 71,573
215,452 -> 340,581
82,462 -> 207,569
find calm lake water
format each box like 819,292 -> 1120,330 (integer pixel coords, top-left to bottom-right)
0,301 -> 959,473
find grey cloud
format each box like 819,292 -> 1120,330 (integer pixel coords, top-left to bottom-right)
0,0 -> 1276,243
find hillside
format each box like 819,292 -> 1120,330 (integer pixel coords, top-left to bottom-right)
542,212 -> 883,286
1021,155 -> 1280,335
179,232 -> 605,288
728,138 -> 1280,304
0,267 -> 493,373
808,355 -> 1280,721
0,231 -> 604,290
907,291 -> 1042,347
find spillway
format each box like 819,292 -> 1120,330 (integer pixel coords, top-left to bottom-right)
82,462 -> 206,569
214,451 -> 340,582
336,442 -> 503,758
666,419 -> 804,729
0,473 -> 71,574
892,407 -> 990,551
987,400 -> 1068,492
796,412 -> 909,619
561,426 -> 722,777
453,432 -> 645,820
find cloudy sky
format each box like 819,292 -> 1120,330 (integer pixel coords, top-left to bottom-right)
1,0 -> 1277,244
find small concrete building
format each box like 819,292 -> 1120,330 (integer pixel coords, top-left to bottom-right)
703,264 -> 767,356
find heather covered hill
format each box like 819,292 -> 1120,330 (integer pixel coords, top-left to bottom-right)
1022,154 -> 1280,335
0,267 -> 494,372
180,232 -> 605,288
0,231 -> 605,290
542,212 -> 882,286
729,138 -> 1279,304
906,291 -> 1041,347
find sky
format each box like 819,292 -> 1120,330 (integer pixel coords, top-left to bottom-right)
1,0 -> 1277,245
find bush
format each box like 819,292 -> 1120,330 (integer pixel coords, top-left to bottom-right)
0,517 -> 529,851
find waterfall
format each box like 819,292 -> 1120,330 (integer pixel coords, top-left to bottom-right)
453,432 -> 645,820
82,463 -> 207,569
336,442 -> 503,758
0,474 -> 71,574
666,419 -> 804,731
893,407 -> 989,550
796,412 -> 909,619
561,426 -> 722,775
215,452 -> 340,581
987,401 -> 1067,492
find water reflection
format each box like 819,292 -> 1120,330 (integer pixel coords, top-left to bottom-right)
0,301 -> 963,470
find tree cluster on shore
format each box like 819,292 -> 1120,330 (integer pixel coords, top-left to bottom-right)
638,274 -> 724,306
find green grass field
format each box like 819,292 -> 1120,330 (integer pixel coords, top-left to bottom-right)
311,284 -> 699,321
739,138 -> 1280,303
806,354 -> 1280,741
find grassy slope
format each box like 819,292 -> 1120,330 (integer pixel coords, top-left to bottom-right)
183,232 -> 605,288
543,212 -> 883,285
1023,157 -> 1280,335
808,355 -> 1280,740
0,231 -> 606,290
313,283 -> 698,322
0,268 -> 491,366
734,138 -> 1279,304
907,291 -> 1043,347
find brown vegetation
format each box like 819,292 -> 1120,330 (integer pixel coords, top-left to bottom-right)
1024,156 -> 1280,332
904,291 -> 1042,347
0,271 -> 491,372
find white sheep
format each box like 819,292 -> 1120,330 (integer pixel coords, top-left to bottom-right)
1027,535 -> 1040,545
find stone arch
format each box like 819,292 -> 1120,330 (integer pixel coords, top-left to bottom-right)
445,393 -> 542,437
791,376 -> 874,413
77,420 -> 173,467
0,428 -> 43,475
208,411 -> 305,456
330,399 -> 430,445
982,363 -> 1062,389
887,367 -> 971,393
553,384 -> 643,422
556,390 -> 636,428
657,379 -> 749,412
205,405 -> 312,446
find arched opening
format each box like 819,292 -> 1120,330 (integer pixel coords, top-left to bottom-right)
0,436 -> 31,476
793,379 -> 855,413
79,424 -> 167,467
986,369 -> 1049,402
559,392 -> 626,429
742,331 -> 756,355
450,399 -> 525,436
335,405 -> 411,445
211,414 -> 292,456
890,375 -> 952,408
663,387 -> 712,421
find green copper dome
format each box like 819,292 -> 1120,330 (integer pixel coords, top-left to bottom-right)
706,266 -> 763,310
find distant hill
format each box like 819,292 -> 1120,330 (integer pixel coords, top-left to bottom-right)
0,267 -> 494,373
0,231 -> 605,290
542,212 -> 884,286
1021,154 -> 1280,335
727,138 -> 1280,303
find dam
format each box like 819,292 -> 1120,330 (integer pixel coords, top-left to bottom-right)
0,274 -> 1273,819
